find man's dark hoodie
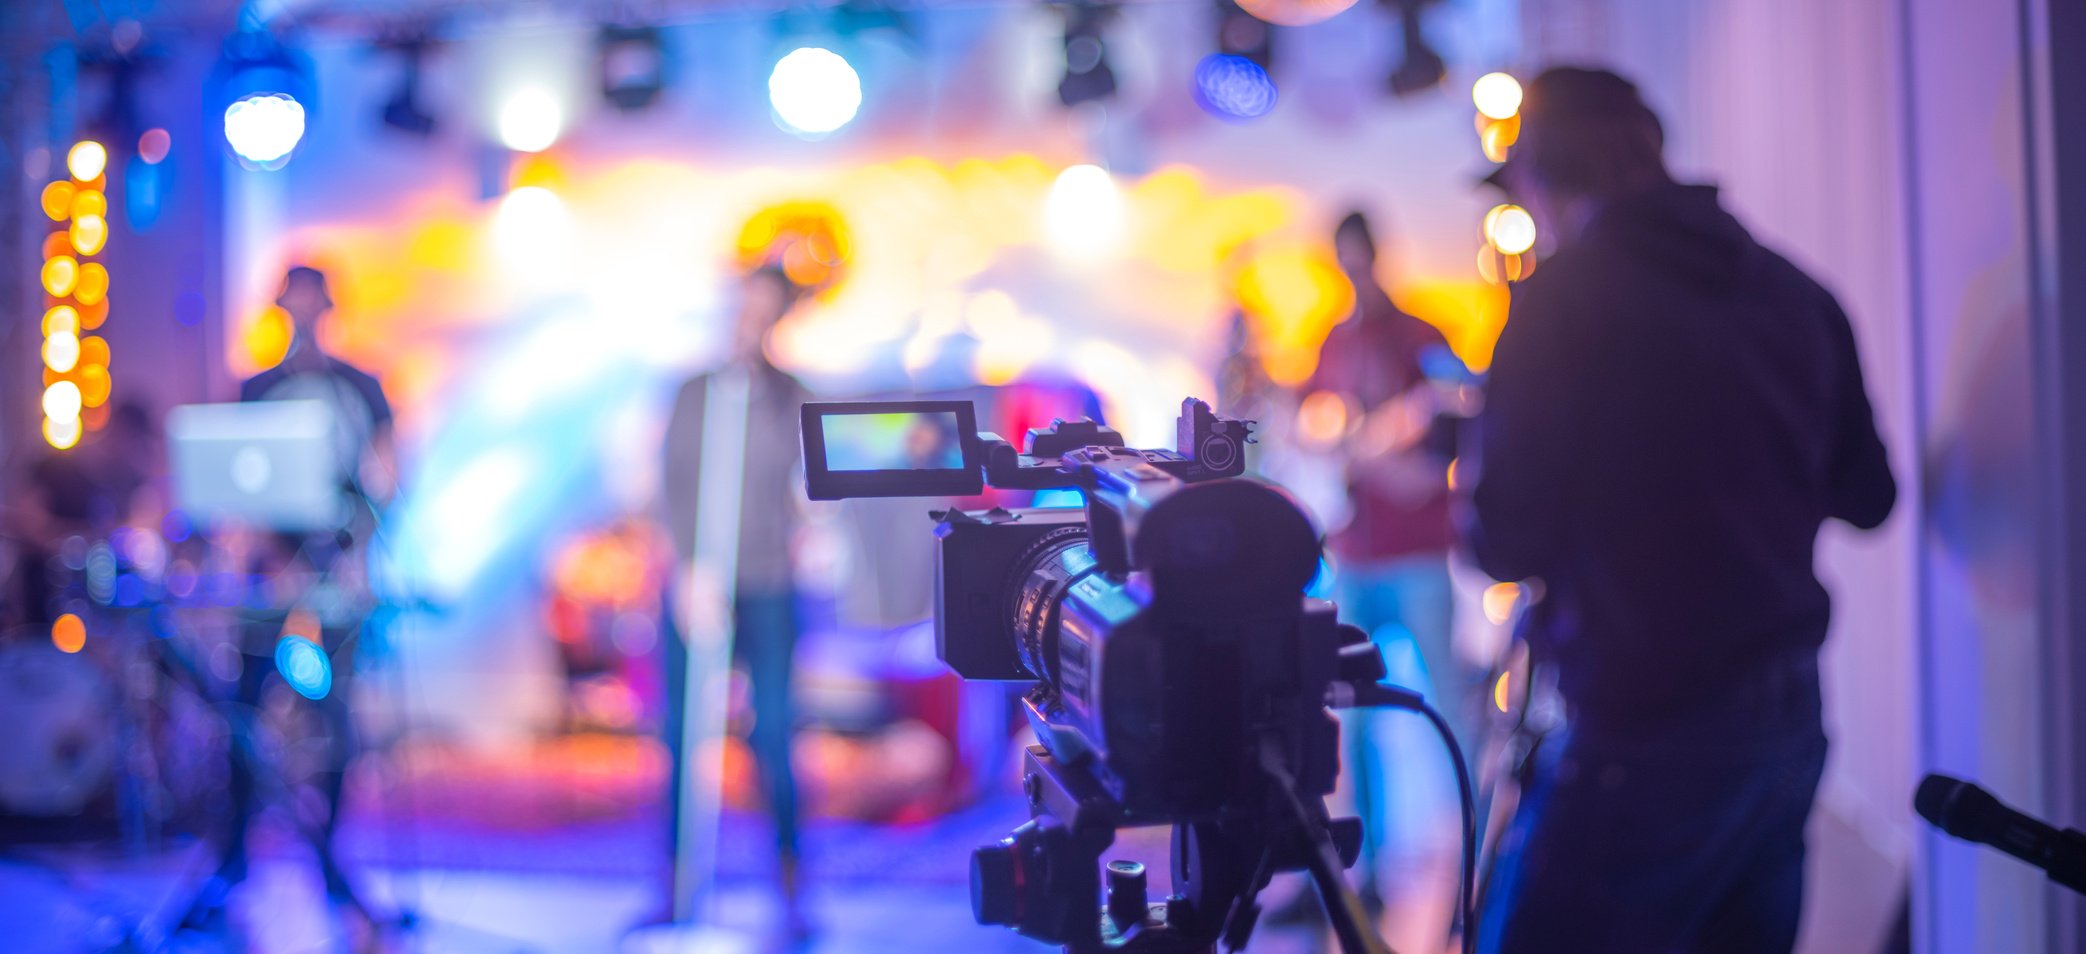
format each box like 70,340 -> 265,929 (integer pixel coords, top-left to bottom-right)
1468,184 -> 1896,730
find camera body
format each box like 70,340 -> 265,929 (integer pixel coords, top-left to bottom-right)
800,398 -> 1369,951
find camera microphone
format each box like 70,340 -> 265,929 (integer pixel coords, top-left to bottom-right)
1915,773 -> 2086,894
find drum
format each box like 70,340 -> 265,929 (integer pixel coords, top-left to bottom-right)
0,638 -> 117,817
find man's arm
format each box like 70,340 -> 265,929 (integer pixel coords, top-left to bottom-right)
1822,296 -> 1896,529
1465,281 -> 1580,583
660,376 -> 708,562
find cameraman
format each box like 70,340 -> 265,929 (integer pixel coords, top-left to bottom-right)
1467,68 -> 1895,953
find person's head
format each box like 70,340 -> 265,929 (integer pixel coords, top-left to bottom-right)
276,266 -> 334,339
1333,211 -> 1378,279
733,265 -> 800,363
1497,67 -> 1671,241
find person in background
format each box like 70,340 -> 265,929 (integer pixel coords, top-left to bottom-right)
189,265 -> 395,927
1467,67 -> 1894,954
1302,210 -> 1476,914
659,265 -> 813,935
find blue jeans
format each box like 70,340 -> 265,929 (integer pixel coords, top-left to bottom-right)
1480,655 -> 1827,954
664,588 -> 803,858
1334,553 -> 1470,878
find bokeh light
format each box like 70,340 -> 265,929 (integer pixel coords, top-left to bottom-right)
43,329 -> 80,373
1485,204 -> 1537,255
1044,164 -> 1125,260
44,415 -> 83,450
1233,244 -> 1355,385
1297,389 -> 1352,447
74,263 -> 109,306
78,364 -> 112,408
78,335 -> 111,370
275,635 -> 333,701
223,92 -> 307,166
1480,115 -> 1520,163
1193,54 -> 1279,121
245,306 -> 294,369
42,255 -> 79,297
138,128 -> 172,164
40,181 -> 75,220
768,47 -> 862,135
51,614 -> 87,653
43,306 -> 79,337
1472,72 -> 1523,121
1234,0 -> 1359,27
497,88 -> 564,152
43,381 -> 84,421
738,201 -> 853,292
67,140 -> 108,181
1482,581 -> 1523,624
72,189 -> 107,220
70,213 -> 109,256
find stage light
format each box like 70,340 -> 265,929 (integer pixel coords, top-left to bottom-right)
68,141 -> 108,181
1194,53 -> 1278,121
44,381 -> 83,422
493,186 -> 575,274
768,47 -> 862,135
41,181 -> 75,220
1386,0 -> 1446,97
70,214 -> 109,256
1473,71 -> 1522,120
600,25 -> 668,111
1044,164 -> 1125,259
380,39 -> 437,136
43,255 -> 79,297
44,415 -> 83,451
224,92 -> 307,166
498,87 -> 563,152
44,329 -> 80,373
139,128 -> 171,164
1486,204 -> 1536,255
1057,5 -> 1118,107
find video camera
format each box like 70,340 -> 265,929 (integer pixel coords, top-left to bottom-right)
802,398 -> 1400,954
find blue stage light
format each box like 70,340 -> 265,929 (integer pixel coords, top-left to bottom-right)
275,635 -> 333,701
1194,53 -> 1278,121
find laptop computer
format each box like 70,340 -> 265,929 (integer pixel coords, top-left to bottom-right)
167,399 -> 348,532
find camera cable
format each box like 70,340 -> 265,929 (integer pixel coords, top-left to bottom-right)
1341,682 -> 1479,954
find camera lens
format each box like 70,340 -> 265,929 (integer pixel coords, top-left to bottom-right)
1008,526 -> 1092,686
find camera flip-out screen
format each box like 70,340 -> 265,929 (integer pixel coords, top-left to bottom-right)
802,400 -> 985,500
